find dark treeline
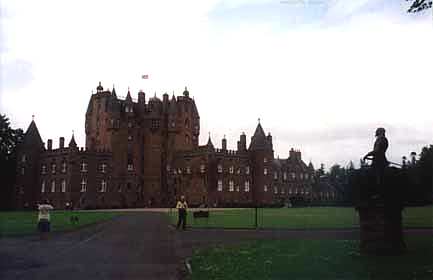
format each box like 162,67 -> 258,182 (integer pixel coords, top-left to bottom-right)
322,146 -> 433,206
0,114 -> 24,210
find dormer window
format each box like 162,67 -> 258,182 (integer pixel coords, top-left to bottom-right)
80,162 -> 88,172
101,163 -> 107,173
217,164 -> 223,173
229,166 -> 234,174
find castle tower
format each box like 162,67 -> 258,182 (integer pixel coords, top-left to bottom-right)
248,120 -> 274,205
14,119 -> 45,209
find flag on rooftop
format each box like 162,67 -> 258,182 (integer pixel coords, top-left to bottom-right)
142,74 -> 149,79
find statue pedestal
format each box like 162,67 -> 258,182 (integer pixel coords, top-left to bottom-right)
357,205 -> 406,255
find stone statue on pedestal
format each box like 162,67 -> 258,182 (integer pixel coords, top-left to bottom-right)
352,127 -> 406,255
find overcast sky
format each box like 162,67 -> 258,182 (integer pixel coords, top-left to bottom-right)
1,0 -> 432,169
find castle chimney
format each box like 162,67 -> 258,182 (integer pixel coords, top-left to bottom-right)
222,136 -> 227,151
47,139 -> 53,150
59,137 -> 65,149
239,132 -> 247,152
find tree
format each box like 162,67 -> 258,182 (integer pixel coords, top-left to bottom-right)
0,114 -> 24,209
417,145 -> 433,202
406,0 -> 432,13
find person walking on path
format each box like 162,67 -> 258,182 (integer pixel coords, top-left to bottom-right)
37,199 -> 54,240
176,195 -> 188,230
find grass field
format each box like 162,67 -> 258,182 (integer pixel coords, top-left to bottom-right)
168,206 -> 433,229
188,236 -> 433,280
0,211 -> 120,236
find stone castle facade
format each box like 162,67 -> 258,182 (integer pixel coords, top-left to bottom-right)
14,83 -> 316,209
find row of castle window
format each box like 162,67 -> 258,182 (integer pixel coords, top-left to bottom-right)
171,165 -> 310,180
41,163 -> 108,174
217,180 -> 250,192
263,185 -> 310,195
218,165 -> 250,174
268,170 -> 311,181
41,179 -> 108,193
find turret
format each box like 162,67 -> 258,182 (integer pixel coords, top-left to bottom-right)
222,135 -> 227,151
138,90 -> 146,104
96,81 -> 103,93
183,86 -> 189,98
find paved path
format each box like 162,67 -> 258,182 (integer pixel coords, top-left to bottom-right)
1,213 -> 180,280
1,213 -> 432,280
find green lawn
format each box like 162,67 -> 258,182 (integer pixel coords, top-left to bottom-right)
168,206 -> 433,229
0,211 -> 120,236
189,237 -> 433,280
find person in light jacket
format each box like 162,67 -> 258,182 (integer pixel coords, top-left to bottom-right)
176,195 -> 188,230
37,199 -> 54,240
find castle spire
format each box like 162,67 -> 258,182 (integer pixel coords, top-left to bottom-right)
68,131 -> 77,148
112,84 -> 117,97
126,87 -> 132,102
207,132 -> 214,148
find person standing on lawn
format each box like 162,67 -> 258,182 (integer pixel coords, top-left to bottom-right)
37,199 -> 54,240
176,195 -> 188,230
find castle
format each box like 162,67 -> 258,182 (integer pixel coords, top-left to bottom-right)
14,82 -> 317,209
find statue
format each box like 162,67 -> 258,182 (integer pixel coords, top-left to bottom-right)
352,127 -> 406,255
363,127 -> 389,198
